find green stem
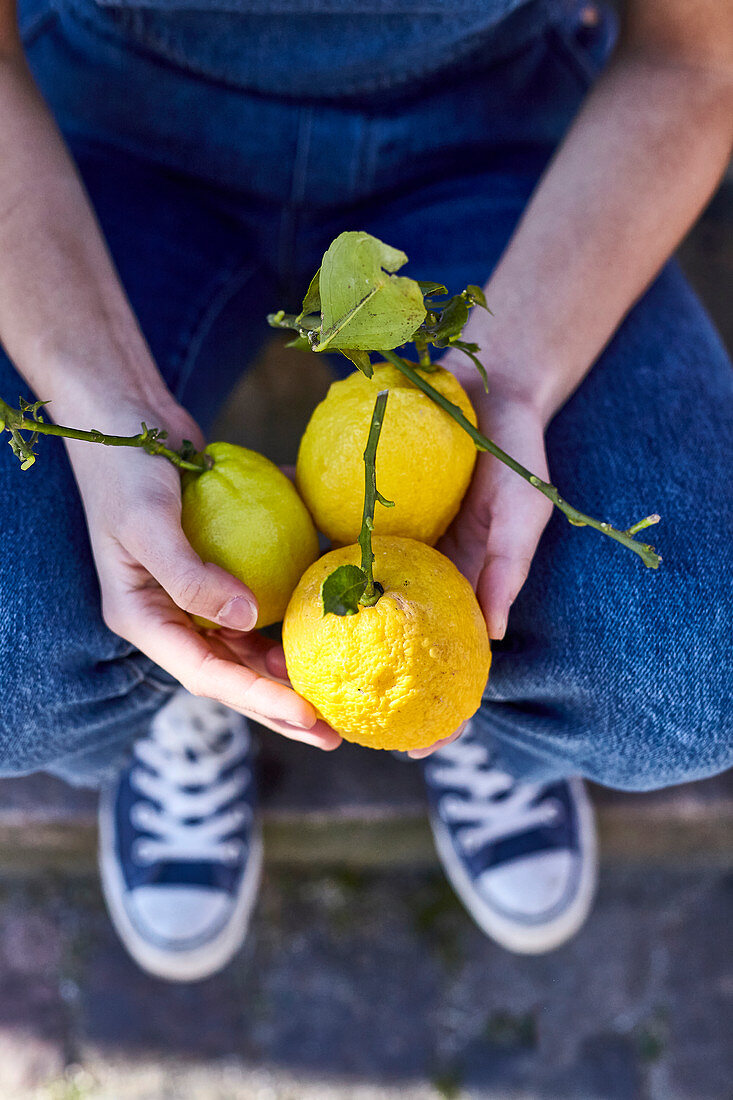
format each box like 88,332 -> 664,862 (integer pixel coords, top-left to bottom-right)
358,390 -> 394,607
380,350 -> 661,569
415,339 -> 435,371
0,396 -> 210,472
267,310 -> 321,334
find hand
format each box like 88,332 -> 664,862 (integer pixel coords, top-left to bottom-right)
65,397 -> 341,750
408,375 -> 553,759
438,384 -> 553,640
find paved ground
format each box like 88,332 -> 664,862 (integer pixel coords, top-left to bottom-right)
1,863 -> 731,1100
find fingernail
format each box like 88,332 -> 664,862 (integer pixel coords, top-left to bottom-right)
217,595 -> 258,631
491,606 -> 510,640
274,710 -> 316,729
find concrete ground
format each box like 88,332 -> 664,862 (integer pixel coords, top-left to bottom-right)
2,863 -> 731,1100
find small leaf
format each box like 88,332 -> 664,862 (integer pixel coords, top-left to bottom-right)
452,340 -> 489,392
285,334 -> 312,351
315,231 -> 426,352
418,281 -> 448,298
431,295 -> 470,346
321,564 -> 368,616
465,284 -> 489,310
297,268 -> 321,322
341,349 -> 373,377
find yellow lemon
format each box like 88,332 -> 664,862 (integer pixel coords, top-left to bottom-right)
296,363 -> 478,546
181,442 -> 320,628
283,536 -> 491,751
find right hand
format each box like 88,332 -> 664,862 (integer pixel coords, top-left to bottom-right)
65,396 -> 341,750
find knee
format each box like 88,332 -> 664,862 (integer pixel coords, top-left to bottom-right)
578,668 -> 732,792
585,725 -> 732,792
0,615 -> 143,777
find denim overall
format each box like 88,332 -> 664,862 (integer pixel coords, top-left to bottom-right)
2,0 -> 731,788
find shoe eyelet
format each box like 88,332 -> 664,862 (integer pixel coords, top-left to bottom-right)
232,802 -> 252,826
132,838 -> 154,865
130,802 -> 152,830
540,797 -> 564,826
439,794 -> 465,819
225,839 -> 245,863
456,829 -> 480,857
129,766 -> 147,792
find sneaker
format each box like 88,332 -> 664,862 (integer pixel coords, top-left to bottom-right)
99,689 -> 262,982
423,725 -> 597,954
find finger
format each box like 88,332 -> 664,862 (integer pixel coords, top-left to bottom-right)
408,723 -> 466,760
105,585 -> 341,749
437,453 -> 494,587
215,635 -> 292,690
477,480 -> 553,640
208,628 -> 281,679
123,511 -> 259,630
265,644 -> 289,682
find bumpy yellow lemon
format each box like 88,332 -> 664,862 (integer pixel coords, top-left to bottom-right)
283,536 -> 491,751
296,363 -> 478,546
182,442 -> 319,628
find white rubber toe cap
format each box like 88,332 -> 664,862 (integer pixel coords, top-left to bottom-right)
477,850 -> 576,918
129,886 -> 231,945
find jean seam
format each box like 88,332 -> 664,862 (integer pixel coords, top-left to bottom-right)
57,0 -> 264,97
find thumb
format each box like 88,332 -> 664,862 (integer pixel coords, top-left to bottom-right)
125,513 -> 259,630
477,483 -> 553,641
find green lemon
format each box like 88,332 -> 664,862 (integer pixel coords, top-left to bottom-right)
182,442 -> 320,628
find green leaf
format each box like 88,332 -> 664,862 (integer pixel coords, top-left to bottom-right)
340,349 -> 373,377
452,340 -> 489,392
285,334 -> 312,351
431,295 -> 470,347
321,564 -> 368,616
297,268 -> 321,322
465,284 -> 489,310
315,231 -> 426,352
417,281 -> 448,298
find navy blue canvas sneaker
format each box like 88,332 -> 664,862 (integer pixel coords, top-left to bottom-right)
99,689 -> 262,982
423,725 -> 597,954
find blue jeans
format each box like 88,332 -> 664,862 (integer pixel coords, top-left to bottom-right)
2,0 -> 731,789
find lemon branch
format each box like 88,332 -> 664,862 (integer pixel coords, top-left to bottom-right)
270,230 -> 661,569
0,395 -> 211,472
379,351 -> 662,569
319,391 -> 394,616
358,389 -> 395,606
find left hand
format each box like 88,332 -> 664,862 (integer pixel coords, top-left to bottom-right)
408,372 -> 554,759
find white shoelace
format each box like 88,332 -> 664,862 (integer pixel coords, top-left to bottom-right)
130,693 -> 252,866
427,737 -> 560,856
